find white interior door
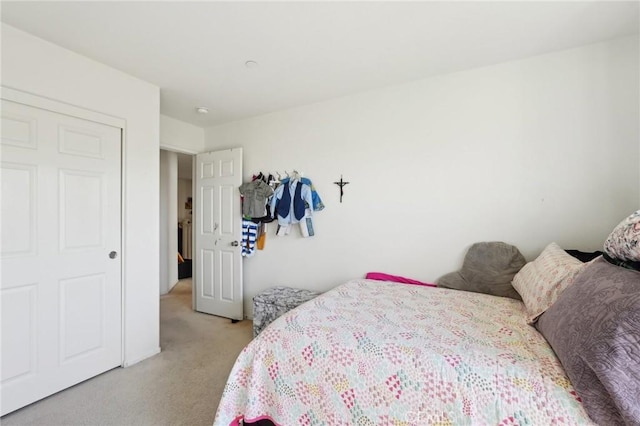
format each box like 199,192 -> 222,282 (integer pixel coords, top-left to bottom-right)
194,148 -> 243,320
1,98 -> 122,415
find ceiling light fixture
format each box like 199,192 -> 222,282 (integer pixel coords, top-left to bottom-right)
196,107 -> 209,114
245,60 -> 259,69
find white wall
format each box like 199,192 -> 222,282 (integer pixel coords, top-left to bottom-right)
160,114 -> 205,154
205,36 -> 640,317
159,150 -> 179,295
2,24 -> 161,364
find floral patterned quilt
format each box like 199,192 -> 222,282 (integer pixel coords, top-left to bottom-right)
214,280 -> 593,425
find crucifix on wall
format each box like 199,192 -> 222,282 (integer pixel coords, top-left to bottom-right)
333,175 -> 350,203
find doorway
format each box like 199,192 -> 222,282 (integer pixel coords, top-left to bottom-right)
177,153 -> 193,282
159,149 -> 194,298
160,148 -> 244,319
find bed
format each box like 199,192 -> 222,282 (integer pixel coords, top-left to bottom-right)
214,279 -> 593,425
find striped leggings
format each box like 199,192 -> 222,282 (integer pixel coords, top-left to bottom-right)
241,220 -> 258,257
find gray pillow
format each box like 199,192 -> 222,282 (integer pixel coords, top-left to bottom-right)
436,241 -> 525,300
536,257 -> 640,426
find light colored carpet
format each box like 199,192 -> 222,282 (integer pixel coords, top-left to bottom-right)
1,279 -> 253,426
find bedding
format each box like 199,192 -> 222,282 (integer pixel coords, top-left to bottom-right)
437,241 -> 525,300
604,210 -> 640,271
536,257 -> 640,425
364,272 -> 435,287
214,279 -> 592,425
511,242 -> 584,324
604,209 -> 640,262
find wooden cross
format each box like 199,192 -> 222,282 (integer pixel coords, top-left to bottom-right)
333,175 -> 350,203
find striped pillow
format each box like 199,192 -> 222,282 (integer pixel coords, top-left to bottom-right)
512,242 -> 584,324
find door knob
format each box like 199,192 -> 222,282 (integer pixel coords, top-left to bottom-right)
231,241 -> 239,247
109,251 -> 118,259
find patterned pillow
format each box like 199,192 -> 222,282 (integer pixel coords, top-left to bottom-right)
536,258 -> 640,425
604,210 -> 640,262
511,242 -> 584,324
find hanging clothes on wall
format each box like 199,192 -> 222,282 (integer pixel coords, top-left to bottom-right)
270,179 -> 312,224
299,215 -> 314,237
270,177 -> 316,237
239,178 -> 273,220
256,223 -> 267,250
241,220 -> 259,257
279,176 -> 325,212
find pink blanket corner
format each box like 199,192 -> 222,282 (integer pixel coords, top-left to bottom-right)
365,271 -> 436,287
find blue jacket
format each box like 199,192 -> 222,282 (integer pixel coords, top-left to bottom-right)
279,177 -> 325,212
270,180 -> 313,226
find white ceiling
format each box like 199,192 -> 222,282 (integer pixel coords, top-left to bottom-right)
2,1 -> 638,128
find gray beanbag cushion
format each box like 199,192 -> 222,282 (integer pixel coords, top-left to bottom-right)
437,241 -> 526,300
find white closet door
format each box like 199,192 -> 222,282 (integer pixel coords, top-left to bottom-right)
1,99 -> 123,415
